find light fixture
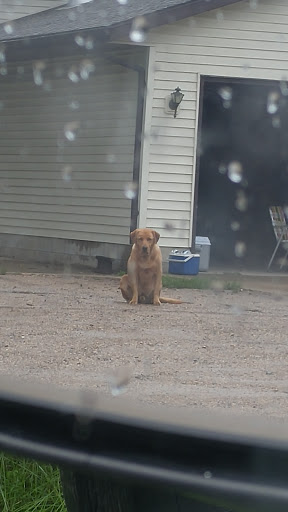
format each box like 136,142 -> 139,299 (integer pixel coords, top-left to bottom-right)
169,86 -> 184,118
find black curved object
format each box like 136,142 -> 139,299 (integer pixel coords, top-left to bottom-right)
0,377 -> 287,511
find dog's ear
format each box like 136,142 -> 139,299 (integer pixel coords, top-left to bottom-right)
153,230 -> 160,243
130,230 -> 137,244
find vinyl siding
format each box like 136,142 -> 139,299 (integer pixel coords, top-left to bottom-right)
0,48 -> 141,244
140,0 -> 288,248
0,1 -> 65,23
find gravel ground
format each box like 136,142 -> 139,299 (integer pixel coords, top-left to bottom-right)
1,269 -> 288,421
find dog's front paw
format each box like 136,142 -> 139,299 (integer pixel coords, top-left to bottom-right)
129,298 -> 138,305
153,298 -> 161,306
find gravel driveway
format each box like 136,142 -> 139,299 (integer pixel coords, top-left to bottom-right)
0,269 -> 288,421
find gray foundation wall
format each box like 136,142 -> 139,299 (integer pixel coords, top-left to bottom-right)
0,234 -> 132,272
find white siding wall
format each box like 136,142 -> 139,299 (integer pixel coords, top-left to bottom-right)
0,1 -> 65,23
140,0 -> 288,248
0,50 -> 139,245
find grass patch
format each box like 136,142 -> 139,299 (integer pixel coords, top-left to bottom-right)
162,274 -> 241,292
0,453 -> 67,512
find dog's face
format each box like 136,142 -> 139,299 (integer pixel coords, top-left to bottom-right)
130,228 -> 160,256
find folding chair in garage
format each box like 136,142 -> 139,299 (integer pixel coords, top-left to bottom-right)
267,206 -> 288,270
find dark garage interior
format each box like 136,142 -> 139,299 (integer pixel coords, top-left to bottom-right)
196,77 -> 288,270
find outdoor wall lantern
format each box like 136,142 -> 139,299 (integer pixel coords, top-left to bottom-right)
169,86 -> 184,117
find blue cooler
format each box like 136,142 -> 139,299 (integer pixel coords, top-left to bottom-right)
168,250 -> 200,275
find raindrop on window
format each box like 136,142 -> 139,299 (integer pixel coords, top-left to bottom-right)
124,182 -> 138,200
211,280 -> 224,291
108,367 -> 132,397
231,220 -> 240,231
227,161 -> 243,183
203,471 -> 212,479
69,100 -> 80,110
272,116 -> 281,128
80,59 -> 95,80
106,154 -> 116,164
0,47 -> 5,64
216,10 -> 224,22
267,91 -> 280,114
218,86 -> 232,102
33,61 -> 46,86
85,37 -> 94,50
280,78 -> 288,96
75,35 -> 85,47
164,222 -> 175,231
64,121 -> 79,141
235,241 -> 246,258
235,190 -> 248,212
249,0 -> 258,8
68,0 -> 93,5
129,16 -> 148,43
61,165 -> 73,182
68,66 -> 80,83
218,163 -> 226,174
4,23 -> 13,35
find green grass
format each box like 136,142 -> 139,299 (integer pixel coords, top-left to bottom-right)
162,274 -> 241,292
0,453 -> 67,512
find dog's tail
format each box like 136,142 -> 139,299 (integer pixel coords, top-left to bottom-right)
159,297 -> 182,304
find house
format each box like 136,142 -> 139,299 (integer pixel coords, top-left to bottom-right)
0,1 -> 66,24
0,0 -> 286,271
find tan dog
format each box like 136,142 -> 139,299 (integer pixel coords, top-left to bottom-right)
120,228 -> 182,305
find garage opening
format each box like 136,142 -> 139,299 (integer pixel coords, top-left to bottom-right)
196,76 -> 288,270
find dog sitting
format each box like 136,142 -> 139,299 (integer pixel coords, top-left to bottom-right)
119,228 -> 182,305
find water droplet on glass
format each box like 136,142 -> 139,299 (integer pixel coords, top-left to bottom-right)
61,165 -> 73,182
85,37 -> 94,50
124,182 -> 138,200
64,121 -> 79,141
68,67 -> 80,83
69,100 -> 80,110
80,59 -> 95,80
204,471 -> 212,479
235,241 -> 246,258
267,91 -> 280,114
280,79 -> 288,96
272,116 -> 281,128
211,280 -> 224,291
218,163 -> 227,174
249,0 -> 258,8
235,190 -> 248,212
129,16 -> 148,43
231,220 -> 240,231
68,0 -> 93,5
216,11 -> 224,22
106,154 -> 116,163
33,61 -> 46,86
242,62 -> 251,72
227,161 -> 243,183
4,23 -> 13,35
75,35 -> 85,47
0,47 -> 6,64
218,86 -> 232,102
108,366 -> 132,397
230,305 -> 243,316
164,222 -> 175,231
